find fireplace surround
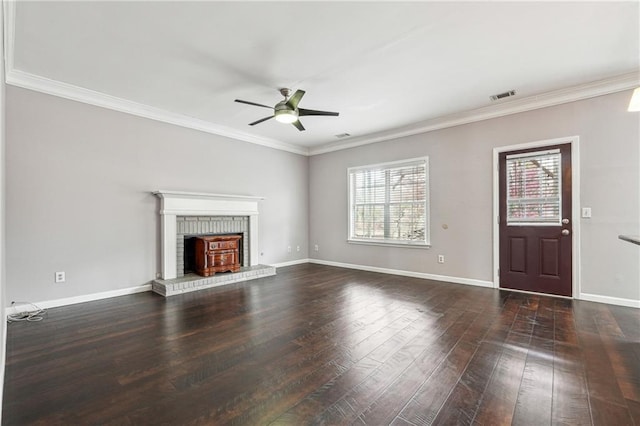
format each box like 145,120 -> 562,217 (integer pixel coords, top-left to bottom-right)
153,191 -> 262,280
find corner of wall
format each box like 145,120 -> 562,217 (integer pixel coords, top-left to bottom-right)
0,1 -> 8,420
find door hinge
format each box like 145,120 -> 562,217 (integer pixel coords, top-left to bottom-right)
497,268 -> 500,277
497,216 -> 500,225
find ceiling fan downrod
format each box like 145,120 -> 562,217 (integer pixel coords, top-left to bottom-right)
279,88 -> 291,100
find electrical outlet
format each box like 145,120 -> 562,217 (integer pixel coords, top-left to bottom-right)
314,244 -> 319,252
287,246 -> 291,253
55,271 -> 66,283
296,245 -> 300,252
437,255 -> 445,264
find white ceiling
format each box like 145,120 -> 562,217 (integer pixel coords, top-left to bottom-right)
7,1 -> 640,154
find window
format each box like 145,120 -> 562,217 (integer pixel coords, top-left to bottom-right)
506,149 -> 561,225
348,157 -> 429,246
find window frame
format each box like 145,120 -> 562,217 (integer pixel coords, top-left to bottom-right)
347,156 -> 430,248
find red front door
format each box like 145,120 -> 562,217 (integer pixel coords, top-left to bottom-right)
499,143 -> 572,297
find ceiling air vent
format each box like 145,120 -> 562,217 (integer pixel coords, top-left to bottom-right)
490,90 -> 516,101
335,133 -> 351,138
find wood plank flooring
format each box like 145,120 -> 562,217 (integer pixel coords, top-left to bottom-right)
3,264 -> 640,425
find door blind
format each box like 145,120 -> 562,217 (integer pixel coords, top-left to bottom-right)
506,150 -> 561,224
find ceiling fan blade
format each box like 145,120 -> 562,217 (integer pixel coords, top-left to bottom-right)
249,116 -> 274,126
286,90 -> 306,109
235,99 -> 273,109
298,108 -> 339,117
292,120 -> 305,131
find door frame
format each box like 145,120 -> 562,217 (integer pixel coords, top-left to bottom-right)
492,136 -> 581,298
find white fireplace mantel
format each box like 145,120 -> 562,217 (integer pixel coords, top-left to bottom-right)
153,190 -> 263,279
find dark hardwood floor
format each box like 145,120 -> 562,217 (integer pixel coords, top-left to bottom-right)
3,264 -> 640,425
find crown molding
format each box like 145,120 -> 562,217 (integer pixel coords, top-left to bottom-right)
7,66 -> 636,158
4,69 -> 310,156
309,71 -> 640,156
3,2 -> 637,158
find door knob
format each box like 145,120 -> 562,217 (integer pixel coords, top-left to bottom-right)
561,229 -> 570,236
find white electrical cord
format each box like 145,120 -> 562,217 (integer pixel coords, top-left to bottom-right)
7,301 -> 46,323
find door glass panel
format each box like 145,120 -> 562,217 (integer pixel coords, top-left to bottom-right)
506,150 -> 561,225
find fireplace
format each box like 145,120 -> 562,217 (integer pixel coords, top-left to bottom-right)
153,191 -> 263,280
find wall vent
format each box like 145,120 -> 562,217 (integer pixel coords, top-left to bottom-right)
490,90 -> 516,101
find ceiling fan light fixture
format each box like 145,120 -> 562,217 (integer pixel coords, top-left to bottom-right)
275,109 -> 298,123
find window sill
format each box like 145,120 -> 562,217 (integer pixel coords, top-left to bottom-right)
347,239 -> 431,249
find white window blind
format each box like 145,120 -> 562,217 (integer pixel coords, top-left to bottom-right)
506,150 -> 561,225
348,157 -> 429,246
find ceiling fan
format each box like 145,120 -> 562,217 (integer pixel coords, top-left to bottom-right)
235,88 -> 339,131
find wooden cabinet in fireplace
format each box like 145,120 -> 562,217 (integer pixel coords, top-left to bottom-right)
194,235 -> 242,277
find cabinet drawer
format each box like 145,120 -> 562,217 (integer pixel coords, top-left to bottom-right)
208,250 -> 236,266
208,241 -> 237,250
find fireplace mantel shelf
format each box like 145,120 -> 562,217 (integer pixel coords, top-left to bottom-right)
153,190 -> 264,201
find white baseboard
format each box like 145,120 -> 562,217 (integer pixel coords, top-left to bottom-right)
308,259 -> 495,288
6,271 -> 636,316
271,258 -> 311,268
7,284 -> 152,314
579,292 -> 640,308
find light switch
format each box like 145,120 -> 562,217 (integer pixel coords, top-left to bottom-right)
582,207 -> 592,218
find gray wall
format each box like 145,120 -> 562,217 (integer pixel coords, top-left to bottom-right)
6,86 -> 309,303
5,85 -> 639,305
309,90 -> 640,302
